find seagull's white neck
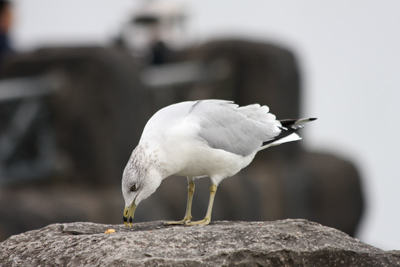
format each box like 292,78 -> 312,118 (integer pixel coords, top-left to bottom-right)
130,142 -> 176,180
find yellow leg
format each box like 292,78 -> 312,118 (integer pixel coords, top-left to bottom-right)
185,184 -> 217,226
165,179 -> 195,225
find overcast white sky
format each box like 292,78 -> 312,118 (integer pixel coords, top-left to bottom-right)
9,0 -> 400,250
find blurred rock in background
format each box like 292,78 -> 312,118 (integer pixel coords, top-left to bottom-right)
0,0 -> 364,241
0,39 -> 364,241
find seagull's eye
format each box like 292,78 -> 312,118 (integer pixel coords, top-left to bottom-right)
130,184 -> 137,192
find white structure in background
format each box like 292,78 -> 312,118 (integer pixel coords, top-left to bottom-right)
120,0 -> 188,55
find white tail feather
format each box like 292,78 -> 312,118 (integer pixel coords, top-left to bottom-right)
259,133 -> 301,151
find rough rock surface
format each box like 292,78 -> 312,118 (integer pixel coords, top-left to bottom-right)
0,219 -> 398,266
0,43 -> 364,241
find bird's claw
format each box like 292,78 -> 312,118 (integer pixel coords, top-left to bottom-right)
164,217 -> 192,225
184,217 -> 211,226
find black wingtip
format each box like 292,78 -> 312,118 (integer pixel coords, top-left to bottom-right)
309,118 -> 317,121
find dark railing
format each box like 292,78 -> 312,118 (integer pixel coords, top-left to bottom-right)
0,74 -> 62,184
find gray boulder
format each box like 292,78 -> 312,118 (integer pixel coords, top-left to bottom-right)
0,42 -> 364,241
0,219 -> 398,266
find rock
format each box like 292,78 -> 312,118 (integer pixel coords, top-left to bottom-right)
0,219 -> 398,266
0,41 -> 364,242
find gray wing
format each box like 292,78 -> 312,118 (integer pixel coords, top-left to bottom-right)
188,100 -> 280,156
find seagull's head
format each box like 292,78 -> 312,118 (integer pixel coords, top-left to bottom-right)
122,160 -> 162,227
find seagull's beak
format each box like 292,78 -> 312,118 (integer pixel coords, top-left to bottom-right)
123,202 -> 137,227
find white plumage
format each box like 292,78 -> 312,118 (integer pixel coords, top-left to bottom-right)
122,100 -> 315,226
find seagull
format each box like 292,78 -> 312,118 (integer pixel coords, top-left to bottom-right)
122,100 -> 316,227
